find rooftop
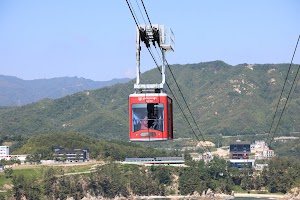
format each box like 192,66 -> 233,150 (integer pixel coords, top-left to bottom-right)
230,140 -> 251,145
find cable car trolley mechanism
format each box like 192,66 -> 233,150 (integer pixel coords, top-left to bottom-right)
129,24 -> 175,141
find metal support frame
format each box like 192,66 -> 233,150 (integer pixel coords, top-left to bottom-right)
134,24 -> 174,93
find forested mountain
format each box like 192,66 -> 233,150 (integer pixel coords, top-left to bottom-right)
0,75 -> 130,106
0,61 -> 299,141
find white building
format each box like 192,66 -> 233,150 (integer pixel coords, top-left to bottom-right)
251,141 -> 274,160
0,146 -> 27,164
0,146 -> 9,156
263,149 -> 274,159
255,164 -> 268,171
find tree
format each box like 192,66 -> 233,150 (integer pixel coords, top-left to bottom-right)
151,166 -> 172,185
12,174 -> 27,200
25,153 -> 41,164
4,167 -> 13,178
183,151 -> 194,166
62,153 -> 67,162
93,163 -> 129,198
179,166 -> 207,195
260,157 -> 300,193
42,168 -> 58,197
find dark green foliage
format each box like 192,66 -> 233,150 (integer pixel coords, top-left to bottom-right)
226,157 -> 300,193
150,165 -> 172,185
25,153 -> 42,164
42,168 -> 58,197
179,166 -> 207,195
13,132 -> 173,161
95,164 -> 129,198
206,156 -> 228,180
12,174 -> 41,200
9,163 -> 173,199
262,157 -> 300,193
4,167 -> 13,178
178,156 -> 300,195
270,140 -> 300,159
120,164 -> 166,196
183,151 -> 194,166
6,157 -> 300,199
0,158 -> 21,166
179,157 -> 234,195
0,134 -> 29,152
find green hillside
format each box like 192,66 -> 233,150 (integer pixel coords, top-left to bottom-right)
0,61 -> 299,142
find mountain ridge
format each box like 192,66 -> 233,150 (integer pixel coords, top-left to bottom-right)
0,75 -> 131,106
0,61 -> 299,141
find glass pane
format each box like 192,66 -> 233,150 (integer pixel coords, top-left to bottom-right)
132,103 -> 164,132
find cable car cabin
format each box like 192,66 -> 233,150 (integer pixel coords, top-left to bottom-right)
129,93 -> 173,141
128,24 -> 175,141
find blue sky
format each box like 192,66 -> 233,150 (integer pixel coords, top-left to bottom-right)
1,0 -> 299,81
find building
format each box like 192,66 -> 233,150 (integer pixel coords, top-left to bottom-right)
229,140 -> 253,168
262,149 -> 274,159
190,152 -> 201,161
0,146 -> 27,164
251,140 -> 268,153
0,146 -> 9,156
229,140 -> 251,159
53,146 -> 89,162
229,159 -> 255,168
123,157 -> 185,166
201,153 -> 214,162
273,136 -> 299,142
251,140 -> 274,160
255,164 -> 268,171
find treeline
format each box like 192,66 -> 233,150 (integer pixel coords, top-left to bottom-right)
184,156 -> 300,194
9,132 -> 178,161
270,140 -> 300,159
3,157 -> 300,199
6,164 -> 174,200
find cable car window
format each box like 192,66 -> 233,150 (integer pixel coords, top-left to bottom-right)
132,103 -> 164,132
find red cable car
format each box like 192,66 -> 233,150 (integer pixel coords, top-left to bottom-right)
129,24 -> 175,141
129,93 -> 173,141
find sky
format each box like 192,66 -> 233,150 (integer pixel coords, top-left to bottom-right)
0,0 -> 299,81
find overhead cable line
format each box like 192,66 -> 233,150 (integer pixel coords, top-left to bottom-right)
154,50 -> 209,152
283,64 -> 300,113
148,47 -> 209,151
153,46 -> 211,149
136,0 -> 167,82
135,0 -> 148,25
140,0 -> 153,29
125,0 -> 140,27
266,34 -> 300,144
148,44 -> 208,151
165,59 -> 211,146
269,66 -> 300,145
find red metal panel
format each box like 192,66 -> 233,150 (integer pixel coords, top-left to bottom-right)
129,93 -> 172,141
168,96 -> 173,139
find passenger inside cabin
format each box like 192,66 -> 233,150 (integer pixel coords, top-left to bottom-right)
132,108 -> 163,131
140,116 -> 148,129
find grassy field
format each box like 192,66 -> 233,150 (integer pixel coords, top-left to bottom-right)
0,160 -> 103,190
